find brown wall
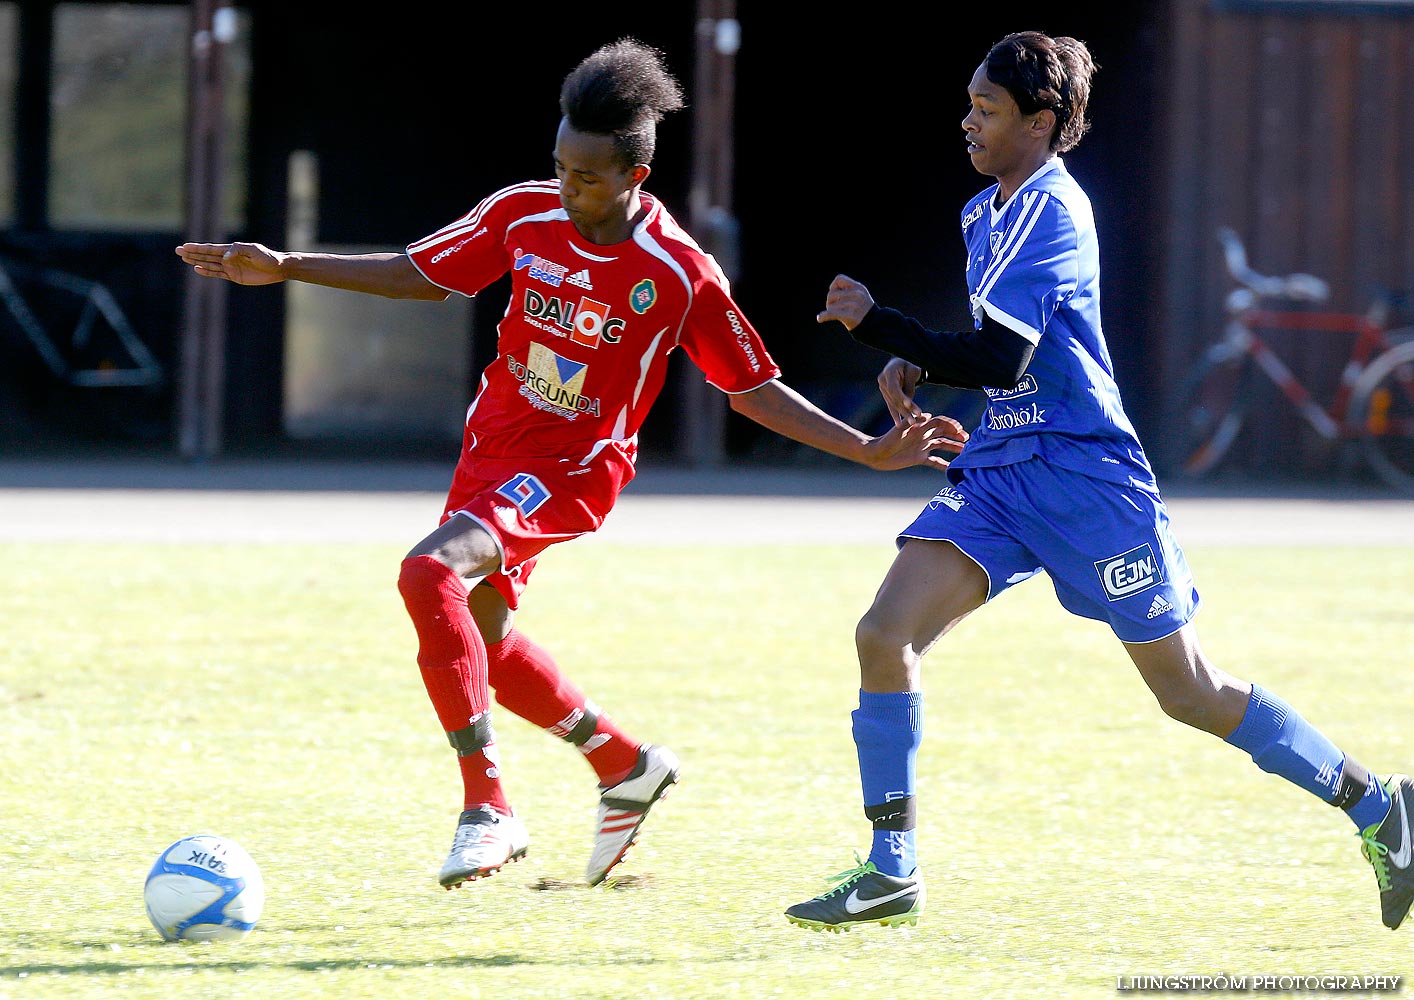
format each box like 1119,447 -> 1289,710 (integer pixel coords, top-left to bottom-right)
1161,0 -> 1414,480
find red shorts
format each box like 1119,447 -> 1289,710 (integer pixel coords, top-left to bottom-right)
439,443 -> 636,609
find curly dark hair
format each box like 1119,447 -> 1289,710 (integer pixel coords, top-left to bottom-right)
559,38 -> 686,168
984,31 -> 1097,153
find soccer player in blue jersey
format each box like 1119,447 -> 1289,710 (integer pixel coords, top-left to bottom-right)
784,29 -> 1414,933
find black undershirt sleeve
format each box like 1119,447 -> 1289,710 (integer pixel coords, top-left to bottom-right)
847,304 -> 1036,391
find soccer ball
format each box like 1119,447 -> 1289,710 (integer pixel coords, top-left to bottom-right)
143,834 -> 264,942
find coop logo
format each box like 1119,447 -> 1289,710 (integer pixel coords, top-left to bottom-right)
429,227 -> 488,263
513,248 -> 570,287
507,342 -> 601,419
725,309 -> 761,372
963,202 -> 984,229
1094,543 -> 1164,601
986,402 -> 1047,430
523,289 -> 625,347
985,374 -> 1039,401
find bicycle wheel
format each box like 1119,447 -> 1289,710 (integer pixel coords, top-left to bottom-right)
1384,324 -> 1414,348
1174,340 -> 1254,477
1350,338 -> 1414,494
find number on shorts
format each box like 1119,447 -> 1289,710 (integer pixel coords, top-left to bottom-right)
495,473 -> 551,516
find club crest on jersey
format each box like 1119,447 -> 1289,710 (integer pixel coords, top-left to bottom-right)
506,342 -> 601,419
1094,543 -> 1164,601
989,229 -> 1003,254
513,248 -> 569,287
630,278 -> 657,315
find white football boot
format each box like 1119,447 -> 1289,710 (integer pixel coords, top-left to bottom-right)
586,744 -> 681,886
438,808 -> 530,888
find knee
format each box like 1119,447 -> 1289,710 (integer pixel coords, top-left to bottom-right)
854,607 -> 916,687
398,553 -> 455,608
1151,683 -> 1208,728
854,607 -> 896,663
1149,673 -> 1237,735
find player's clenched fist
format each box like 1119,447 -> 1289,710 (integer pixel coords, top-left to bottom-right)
816,274 -> 876,331
174,241 -> 286,286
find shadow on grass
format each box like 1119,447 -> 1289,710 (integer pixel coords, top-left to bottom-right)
4,950 -> 668,978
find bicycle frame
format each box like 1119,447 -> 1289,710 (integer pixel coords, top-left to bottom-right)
1226,304 -> 1396,441
1181,227 -> 1414,491
0,258 -> 163,388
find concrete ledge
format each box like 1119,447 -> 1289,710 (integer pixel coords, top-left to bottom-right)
1,457 -> 1409,547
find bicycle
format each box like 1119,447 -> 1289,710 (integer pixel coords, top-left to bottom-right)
1176,227 -> 1414,493
0,256 -> 163,389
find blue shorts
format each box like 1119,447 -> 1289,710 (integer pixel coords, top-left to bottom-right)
898,460 -> 1199,643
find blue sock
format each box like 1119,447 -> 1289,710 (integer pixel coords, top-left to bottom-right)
1348,775 -> 1393,832
852,690 -> 923,877
1225,684 -> 1389,829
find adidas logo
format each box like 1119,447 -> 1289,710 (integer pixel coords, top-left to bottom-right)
567,268 -> 593,289
1146,594 -> 1174,619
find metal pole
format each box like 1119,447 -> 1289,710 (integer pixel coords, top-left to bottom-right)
13,2 -> 53,232
178,0 -> 231,459
683,0 -> 740,466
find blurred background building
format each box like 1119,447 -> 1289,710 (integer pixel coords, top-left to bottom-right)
0,0 -> 1411,486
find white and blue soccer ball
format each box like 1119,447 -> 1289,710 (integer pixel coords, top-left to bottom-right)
143,834 -> 264,942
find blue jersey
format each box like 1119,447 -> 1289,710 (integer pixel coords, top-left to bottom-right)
948,159 -> 1155,491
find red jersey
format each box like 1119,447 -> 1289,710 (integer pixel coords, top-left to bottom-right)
407,181 -> 780,464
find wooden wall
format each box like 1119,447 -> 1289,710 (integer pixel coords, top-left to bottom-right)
1160,0 -> 1414,481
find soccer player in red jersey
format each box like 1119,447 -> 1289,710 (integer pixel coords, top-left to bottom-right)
176,38 -> 967,889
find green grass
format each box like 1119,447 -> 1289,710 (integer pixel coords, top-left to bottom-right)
1,539 -> 1411,999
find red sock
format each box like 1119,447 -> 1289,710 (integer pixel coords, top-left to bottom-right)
486,628 -> 640,785
397,555 -> 509,814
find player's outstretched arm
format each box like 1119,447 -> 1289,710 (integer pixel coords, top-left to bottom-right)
174,242 -> 448,301
728,379 -> 966,472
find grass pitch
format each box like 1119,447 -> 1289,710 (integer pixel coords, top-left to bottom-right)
1,538 -> 1411,999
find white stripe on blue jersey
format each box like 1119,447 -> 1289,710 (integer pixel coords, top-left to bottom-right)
951,158 -> 1156,490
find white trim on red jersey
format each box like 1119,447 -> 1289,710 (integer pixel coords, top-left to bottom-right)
406,181 -> 559,256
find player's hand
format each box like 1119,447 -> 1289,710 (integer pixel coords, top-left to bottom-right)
862,411 -> 968,472
816,274 -> 875,331
175,241 -> 286,286
879,357 -> 925,425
